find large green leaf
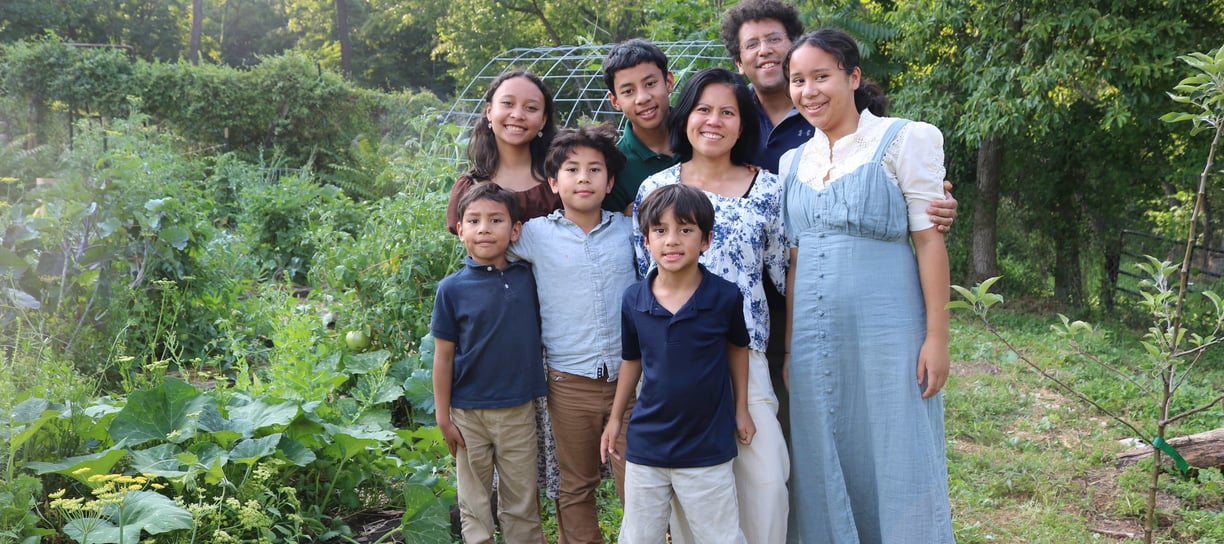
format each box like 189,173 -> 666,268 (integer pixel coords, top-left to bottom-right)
63,516 -> 121,544
227,399 -> 300,437
0,246 -> 29,276
343,349 -> 391,374
129,444 -> 187,478
229,433 -> 282,464
404,368 -> 436,419
97,491 -> 192,544
322,424 -> 395,461
109,377 -> 213,446
275,435 -> 316,466
26,446 -> 129,486
182,442 -> 228,485
6,397 -> 63,452
400,484 -> 452,544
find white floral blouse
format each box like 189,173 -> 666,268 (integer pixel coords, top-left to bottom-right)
632,163 -> 788,354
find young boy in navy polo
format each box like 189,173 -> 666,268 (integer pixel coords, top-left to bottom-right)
432,182 -> 548,544
600,183 -> 754,544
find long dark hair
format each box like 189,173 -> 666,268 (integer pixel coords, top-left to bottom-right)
784,28 -> 888,117
466,70 -> 558,182
666,67 -> 761,166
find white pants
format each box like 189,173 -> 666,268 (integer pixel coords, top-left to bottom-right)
619,460 -> 745,544
670,350 -> 790,544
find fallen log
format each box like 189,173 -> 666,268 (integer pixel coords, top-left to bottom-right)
1115,428 -> 1224,470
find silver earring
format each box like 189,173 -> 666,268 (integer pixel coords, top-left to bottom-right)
537,130 -> 543,138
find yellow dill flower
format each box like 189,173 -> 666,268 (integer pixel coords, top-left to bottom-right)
72,467 -> 92,475
48,489 -> 66,499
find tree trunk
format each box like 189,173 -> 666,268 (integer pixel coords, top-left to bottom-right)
971,135 -> 1002,284
1116,428 -> 1224,470
335,0 -> 351,78
189,0 -> 203,65
1053,180 -> 1083,305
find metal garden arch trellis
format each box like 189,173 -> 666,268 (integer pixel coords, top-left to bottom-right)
432,41 -> 732,159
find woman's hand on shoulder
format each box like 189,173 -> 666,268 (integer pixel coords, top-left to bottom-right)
927,181 -> 958,233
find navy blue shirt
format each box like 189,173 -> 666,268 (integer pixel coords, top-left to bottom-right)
431,256 -> 547,409
620,265 -> 750,468
753,92 -> 814,174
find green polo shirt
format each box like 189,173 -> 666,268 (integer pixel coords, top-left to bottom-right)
604,127 -> 680,213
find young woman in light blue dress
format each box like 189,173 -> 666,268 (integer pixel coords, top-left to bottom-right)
779,29 -> 954,543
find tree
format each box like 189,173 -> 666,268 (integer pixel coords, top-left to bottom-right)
335,0 -> 351,77
434,0 -> 653,84
888,0 -> 1224,304
189,0 -> 203,64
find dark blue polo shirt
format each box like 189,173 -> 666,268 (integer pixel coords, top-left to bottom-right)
753,93 -> 815,174
620,265 -> 750,468
430,256 -> 547,409
605,127 -> 680,213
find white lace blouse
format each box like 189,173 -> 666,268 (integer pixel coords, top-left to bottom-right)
778,110 -> 945,231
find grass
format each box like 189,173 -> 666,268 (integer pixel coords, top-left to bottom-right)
944,306 -> 1224,543
537,305 -> 1222,543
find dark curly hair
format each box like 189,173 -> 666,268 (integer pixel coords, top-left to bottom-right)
719,0 -> 804,64
545,123 -> 627,182
466,70 -> 558,183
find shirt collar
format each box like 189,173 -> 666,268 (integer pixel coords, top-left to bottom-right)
632,264 -> 716,317
463,255 -> 528,272
620,126 -> 670,161
751,87 -> 803,133
543,208 -> 619,231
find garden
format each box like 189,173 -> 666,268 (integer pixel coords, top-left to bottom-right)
2,1 -> 1224,543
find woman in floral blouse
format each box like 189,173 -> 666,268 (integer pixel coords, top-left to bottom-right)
630,66 -> 789,544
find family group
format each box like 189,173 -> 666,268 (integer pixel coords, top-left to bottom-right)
431,1 -> 958,543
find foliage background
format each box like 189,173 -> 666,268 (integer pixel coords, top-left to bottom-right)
1,1 -> 1223,543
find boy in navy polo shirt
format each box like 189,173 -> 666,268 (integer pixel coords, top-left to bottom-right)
432,182 -> 548,543
600,183 -> 754,544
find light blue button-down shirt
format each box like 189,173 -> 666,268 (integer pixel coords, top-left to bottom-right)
510,209 -> 639,381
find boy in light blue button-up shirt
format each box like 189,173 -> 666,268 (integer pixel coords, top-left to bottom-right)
509,123 -> 637,544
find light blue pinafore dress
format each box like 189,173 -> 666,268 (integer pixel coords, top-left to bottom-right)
783,119 -> 954,544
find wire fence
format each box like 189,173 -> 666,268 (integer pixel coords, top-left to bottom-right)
1116,229 -> 1224,298
431,41 -> 731,158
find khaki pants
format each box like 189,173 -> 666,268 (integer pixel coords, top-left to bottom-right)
670,350 -> 791,544
452,402 -> 543,544
546,369 -> 632,544
620,460 -> 746,544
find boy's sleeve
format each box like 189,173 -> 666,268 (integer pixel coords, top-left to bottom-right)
429,280 -> 458,343
508,219 -> 537,262
728,290 -> 750,348
620,288 -> 642,361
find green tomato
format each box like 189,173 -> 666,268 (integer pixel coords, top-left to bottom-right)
345,329 -> 371,351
